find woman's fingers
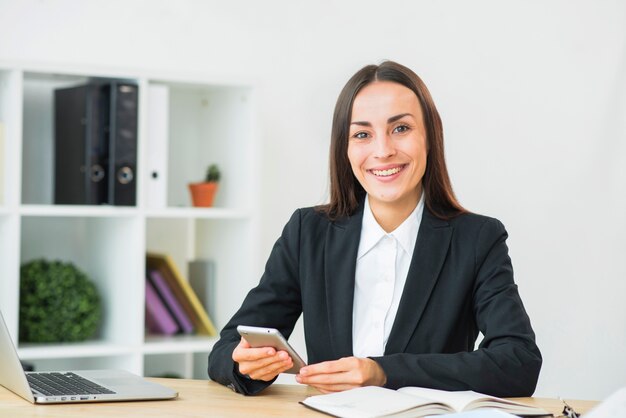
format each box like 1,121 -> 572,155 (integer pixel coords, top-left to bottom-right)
233,337 -> 294,381
296,357 -> 386,389
309,382 -> 360,393
245,351 -> 293,380
251,355 -> 294,381
232,337 -> 276,362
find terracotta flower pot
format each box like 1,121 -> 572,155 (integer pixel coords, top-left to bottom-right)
188,182 -> 219,207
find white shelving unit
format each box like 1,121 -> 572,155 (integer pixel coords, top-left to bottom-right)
0,62 -> 259,379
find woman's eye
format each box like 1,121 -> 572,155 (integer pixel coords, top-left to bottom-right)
352,131 -> 369,140
393,125 -> 410,134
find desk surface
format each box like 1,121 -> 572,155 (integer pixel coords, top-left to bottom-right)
0,378 -> 599,417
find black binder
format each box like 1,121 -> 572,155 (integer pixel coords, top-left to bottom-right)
54,81 -> 138,206
54,85 -> 108,205
103,82 -> 138,206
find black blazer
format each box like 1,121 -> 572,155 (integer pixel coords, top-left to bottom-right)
208,203 -> 542,397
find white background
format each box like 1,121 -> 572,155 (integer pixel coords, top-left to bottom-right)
1,0 -> 625,400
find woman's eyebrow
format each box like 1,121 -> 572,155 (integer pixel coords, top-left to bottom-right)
350,120 -> 371,127
387,113 -> 412,123
350,113 -> 413,127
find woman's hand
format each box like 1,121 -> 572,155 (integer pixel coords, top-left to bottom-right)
295,357 -> 387,393
232,337 -> 294,381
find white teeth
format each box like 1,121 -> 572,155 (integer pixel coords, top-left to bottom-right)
371,166 -> 403,176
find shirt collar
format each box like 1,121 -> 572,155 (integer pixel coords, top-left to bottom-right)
357,193 -> 425,259
393,194 -> 424,256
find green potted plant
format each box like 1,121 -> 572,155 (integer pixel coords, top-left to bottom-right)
188,164 -> 220,207
19,259 -> 102,343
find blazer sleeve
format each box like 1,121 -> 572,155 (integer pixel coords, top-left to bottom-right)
371,218 -> 542,397
208,209 -> 303,395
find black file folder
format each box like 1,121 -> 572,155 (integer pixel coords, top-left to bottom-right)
54,85 -> 108,205
103,82 -> 138,206
54,81 -> 138,206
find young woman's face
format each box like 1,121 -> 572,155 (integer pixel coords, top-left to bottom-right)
347,81 -> 428,211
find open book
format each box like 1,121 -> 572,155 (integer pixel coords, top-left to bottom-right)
300,386 -> 551,418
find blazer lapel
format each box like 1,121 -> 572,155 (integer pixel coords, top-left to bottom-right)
324,205 -> 364,359
385,207 -> 452,354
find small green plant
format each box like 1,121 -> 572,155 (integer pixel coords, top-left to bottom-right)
19,259 -> 102,343
205,164 -> 221,183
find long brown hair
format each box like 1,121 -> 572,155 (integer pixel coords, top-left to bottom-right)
318,61 -> 466,220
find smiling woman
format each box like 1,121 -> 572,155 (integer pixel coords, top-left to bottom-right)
347,81 -> 429,232
321,61 -> 465,225
208,61 -> 542,398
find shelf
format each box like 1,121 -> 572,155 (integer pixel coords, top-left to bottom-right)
21,72 -> 96,205
20,216 -> 145,346
143,335 -> 218,354
158,83 -> 255,209
18,336 -> 219,359
1,63 -> 257,378
18,206 -> 249,223
19,204 -> 139,217
144,207 -> 250,220
18,341 -> 134,360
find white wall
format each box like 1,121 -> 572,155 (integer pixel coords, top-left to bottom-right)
1,0 -> 624,400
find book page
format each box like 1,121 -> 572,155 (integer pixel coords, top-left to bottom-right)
398,387 -> 484,412
435,412 -> 516,418
302,386 -> 452,418
398,387 -> 547,415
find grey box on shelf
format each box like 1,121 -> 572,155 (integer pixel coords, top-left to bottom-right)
188,260 -> 216,324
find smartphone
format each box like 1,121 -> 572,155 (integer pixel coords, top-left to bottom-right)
236,325 -> 307,374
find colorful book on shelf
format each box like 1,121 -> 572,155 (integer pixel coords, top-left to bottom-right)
148,269 -> 195,334
146,253 -> 217,336
145,276 -> 179,335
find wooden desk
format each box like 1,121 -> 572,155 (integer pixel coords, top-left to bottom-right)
0,378 -> 598,417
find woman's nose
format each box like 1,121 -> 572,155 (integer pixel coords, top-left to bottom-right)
373,134 -> 395,158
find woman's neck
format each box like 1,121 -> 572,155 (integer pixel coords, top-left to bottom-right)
368,188 -> 422,233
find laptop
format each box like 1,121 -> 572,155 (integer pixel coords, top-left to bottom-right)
0,310 -> 178,404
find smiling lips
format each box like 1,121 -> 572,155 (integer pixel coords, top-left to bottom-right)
369,164 -> 407,177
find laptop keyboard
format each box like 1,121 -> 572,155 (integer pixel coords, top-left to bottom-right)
26,372 -> 116,396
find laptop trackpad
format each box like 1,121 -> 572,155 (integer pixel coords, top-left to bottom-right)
96,377 -> 139,387
80,370 -> 150,388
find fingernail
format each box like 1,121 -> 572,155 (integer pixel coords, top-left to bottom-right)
267,349 -> 273,355
300,368 -> 307,375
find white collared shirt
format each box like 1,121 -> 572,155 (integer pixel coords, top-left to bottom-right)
352,194 -> 425,358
